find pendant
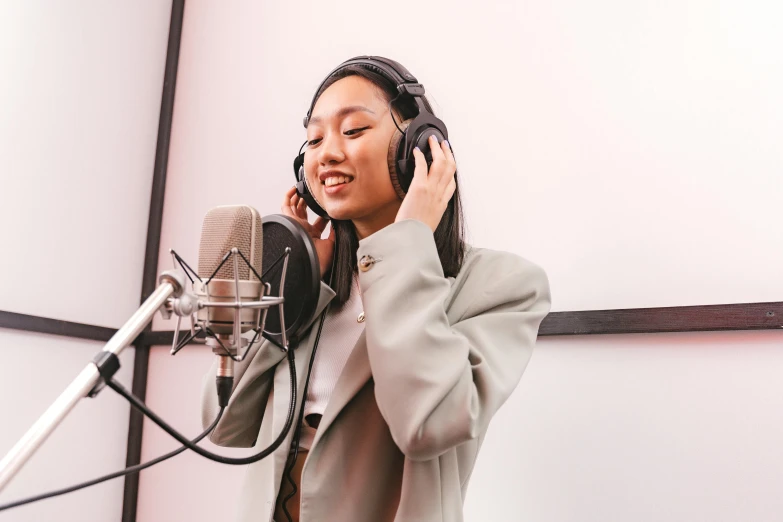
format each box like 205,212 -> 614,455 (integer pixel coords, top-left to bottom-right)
357,311 -> 365,323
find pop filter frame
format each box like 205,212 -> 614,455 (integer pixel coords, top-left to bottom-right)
260,214 -> 321,349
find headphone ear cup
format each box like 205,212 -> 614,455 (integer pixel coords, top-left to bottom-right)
293,152 -> 305,181
294,162 -> 330,218
387,119 -> 412,199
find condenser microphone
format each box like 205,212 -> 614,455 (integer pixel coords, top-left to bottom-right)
194,205 -> 264,403
195,205 -> 264,335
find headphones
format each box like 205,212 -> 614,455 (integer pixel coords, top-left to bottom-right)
292,55 -> 450,218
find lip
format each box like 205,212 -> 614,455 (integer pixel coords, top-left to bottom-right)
323,179 -> 353,195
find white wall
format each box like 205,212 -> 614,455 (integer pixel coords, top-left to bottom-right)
0,1 -> 173,520
138,0 -> 783,521
0,331 -> 136,522
467,330 -> 783,521
137,346 -> 247,522
0,0 -> 172,328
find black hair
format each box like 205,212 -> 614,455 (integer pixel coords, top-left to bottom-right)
311,64 -> 467,307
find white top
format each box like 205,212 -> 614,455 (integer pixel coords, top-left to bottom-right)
300,273 -> 365,448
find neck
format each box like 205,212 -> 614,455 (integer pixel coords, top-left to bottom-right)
352,200 -> 402,240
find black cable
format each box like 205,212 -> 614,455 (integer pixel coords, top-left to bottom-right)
0,250 -> 312,514
281,297 -> 329,522
0,408 -> 224,513
281,260 -> 336,522
105,346 -> 298,465
388,92 -> 406,134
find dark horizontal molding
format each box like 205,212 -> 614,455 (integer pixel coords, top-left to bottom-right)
138,329 -> 198,346
539,301 -> 783,336
137,302 -> 783,344
0,310 -> 118,342
4,302 -> 780,346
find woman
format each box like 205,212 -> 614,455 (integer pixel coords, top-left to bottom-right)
201,56 -> 551,522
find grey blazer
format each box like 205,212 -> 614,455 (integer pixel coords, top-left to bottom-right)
201,219 -> 551,522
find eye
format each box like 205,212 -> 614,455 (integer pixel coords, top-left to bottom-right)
307,137 -> 322,147
344,126 -> 370,136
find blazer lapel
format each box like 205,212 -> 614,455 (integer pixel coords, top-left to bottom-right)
271,280 -> 336,439
310,329 -> 372,448
308,276 -> 460,448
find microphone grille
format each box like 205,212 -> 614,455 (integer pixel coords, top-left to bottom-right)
197,205 -> 263,281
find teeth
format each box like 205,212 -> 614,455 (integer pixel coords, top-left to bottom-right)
324,176 -> 352,187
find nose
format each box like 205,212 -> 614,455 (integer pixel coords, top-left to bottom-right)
317,131 -> 345,166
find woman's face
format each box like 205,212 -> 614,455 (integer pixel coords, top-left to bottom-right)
304,75 -> 402,222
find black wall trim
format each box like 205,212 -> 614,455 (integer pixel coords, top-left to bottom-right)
137,301 -> 783,347
538,301 -> 783,336
122,1 -> 185,521
4,300 -> 779,348
138,330 -> 193,346
0,310 -> 117,342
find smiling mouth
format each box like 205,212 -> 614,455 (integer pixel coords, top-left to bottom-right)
323,175 -> 355,187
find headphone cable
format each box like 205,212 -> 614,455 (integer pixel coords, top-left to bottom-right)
281,252 -> 336,522
0,407 -> 225,513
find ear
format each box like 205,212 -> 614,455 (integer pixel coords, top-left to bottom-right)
387,119 -> 412,200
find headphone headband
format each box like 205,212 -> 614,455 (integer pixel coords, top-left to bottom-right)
302,55 -> 425,128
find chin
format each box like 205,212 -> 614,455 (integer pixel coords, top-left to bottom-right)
322,204 -> 359,221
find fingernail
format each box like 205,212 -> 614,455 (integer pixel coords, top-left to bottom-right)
414,146 -> 420,152
430,134 -> 439,143
443,140 -> 449,148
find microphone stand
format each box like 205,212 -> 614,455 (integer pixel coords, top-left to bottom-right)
0,245 -> 292,496
0,270 -> 187,494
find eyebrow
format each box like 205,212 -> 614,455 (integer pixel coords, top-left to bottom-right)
308,105 -> 376,126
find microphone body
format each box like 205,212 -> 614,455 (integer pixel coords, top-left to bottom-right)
195,205 -> 264,405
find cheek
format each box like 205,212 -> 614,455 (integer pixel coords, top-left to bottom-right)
351,138 -> 393,182
303,155 -> 319,186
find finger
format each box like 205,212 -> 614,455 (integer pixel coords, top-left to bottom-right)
411,146 -> 428,185
296,198 -> 308,217
428,134 -> 445,162
282,186 -> 298,210
281,199 -> 295,217
427,134 -> 449,185
437,140 -> 457,192
289,190 -> 305,214
441,139 -> 456,165
312,216 -> 329,236
288,191 -> 300,212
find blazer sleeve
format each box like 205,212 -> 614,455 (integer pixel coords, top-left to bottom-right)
357,219 -> 551,461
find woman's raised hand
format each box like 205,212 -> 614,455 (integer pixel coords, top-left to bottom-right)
281,186 -> 335,278
394,135 -> 457,232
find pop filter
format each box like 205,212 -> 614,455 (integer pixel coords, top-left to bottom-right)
261,214 -> 321,349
